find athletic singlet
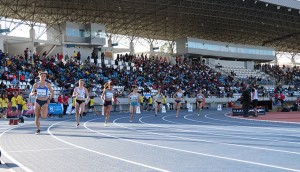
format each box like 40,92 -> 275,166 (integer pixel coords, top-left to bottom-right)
76,87 -> 85,99
105,90 -> 114,99
36,82 -> 49,98
197,94 -> 203,100
130,93 -> 139,102
155,93 -> 163,100
176,92 -> 183,98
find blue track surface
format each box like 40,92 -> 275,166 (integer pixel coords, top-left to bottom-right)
1,109 -> 300,172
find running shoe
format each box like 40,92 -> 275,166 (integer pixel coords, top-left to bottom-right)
104,123 -> 107,127
35,129 -> 40,135
76,123 -> 79,127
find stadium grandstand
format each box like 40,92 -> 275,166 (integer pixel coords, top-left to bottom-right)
0,0 -> 299,105
0,0 -> 300,171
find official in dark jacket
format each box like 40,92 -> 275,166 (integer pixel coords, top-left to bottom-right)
241,87 -> 251,117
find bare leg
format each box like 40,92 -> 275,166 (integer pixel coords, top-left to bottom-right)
105,105 -> 112,126
75,102 -> 80,126
130,106 -> 136,122
34,102 -> 42,133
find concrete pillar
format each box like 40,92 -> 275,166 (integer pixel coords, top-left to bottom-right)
150,43 -> 154,57
29,27 -> 35,53
168,46 -> 173,54
291,55 -> 296,67
108,37 -> 112,48
60,32 -> 64,44
0,35 -> 4,51
129,41 -> 135,55
30,27 -> 35,41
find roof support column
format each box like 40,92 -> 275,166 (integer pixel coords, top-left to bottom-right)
129,41 -> 135,55
0,35 -> 4,51
29,26 -> 36,53
167,41 -> 175,54
150,43 -> 154,57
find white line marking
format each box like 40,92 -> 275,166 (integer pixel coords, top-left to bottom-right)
203,112 -> 300,136
138,115 -> 300,155
225,113 -> 300,125
7,147 -> 77,153
184,113 -> 300,135
0,123 -> 34,172
204,113 -> 300,132
182,114 -> 300,145
48,119 -> 170,172
83,116 -> 300,172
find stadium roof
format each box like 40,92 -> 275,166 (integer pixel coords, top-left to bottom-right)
0,0 -> 300,52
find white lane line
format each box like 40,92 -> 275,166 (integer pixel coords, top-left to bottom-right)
7,147 -> 77,153
182,114 -> 300,145
48,119 -> 170,172
184,114 -> 300,135
204,113 -> 300,132
225,113 -> 300,125
138,115 -> 300,155
0,123 -> 34,172
96,116 -> 300,172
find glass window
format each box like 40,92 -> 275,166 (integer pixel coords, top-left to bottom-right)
187,41 -> 274,56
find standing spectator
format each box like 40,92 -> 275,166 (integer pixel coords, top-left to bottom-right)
29,50 -> 33,62
113,96 -> 120,112
241,87 -> 251,117
62,94 -> 69,116
279,91 -> 285,108
0,93 -> 8,118
73,51 -> 77,59
0,49 -> 4,60
87,96 -> 98,115
147,96 -> 153,111
77,51 -> 81,62
59,53 -> 63,61
42,51 -> 47,58
251,86 -> 259,117
101,52 -> 105,65
57,94 -> 63,104
16,93 -> 24,116
24,48 -> 29,61
11,93 -> 18,117
274,92 -> 279,105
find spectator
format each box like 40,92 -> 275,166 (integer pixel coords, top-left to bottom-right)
57,94 -> 63,104
62,94 -> 69,116
241,87 -> 251,117
279,91 -> 285,108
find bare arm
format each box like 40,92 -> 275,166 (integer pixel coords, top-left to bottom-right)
128,93 -> 132,103
47,83 -> 54,100
101,90 -> 105,101
85,88 -> 90,103
72,87 -> 78,98
30,83 -> 38,96
173,92 -> 177,99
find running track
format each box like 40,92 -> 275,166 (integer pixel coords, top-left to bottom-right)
1,109 -> 300,172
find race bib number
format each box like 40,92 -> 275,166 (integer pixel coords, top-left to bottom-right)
37,89 -> 47,96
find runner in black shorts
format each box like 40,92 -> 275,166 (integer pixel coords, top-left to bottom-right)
72,79 -> 89,127
196,90 -> 205,116
101,81 -> 114,127
154,88 -> 164,117
173,88 -> 184,118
